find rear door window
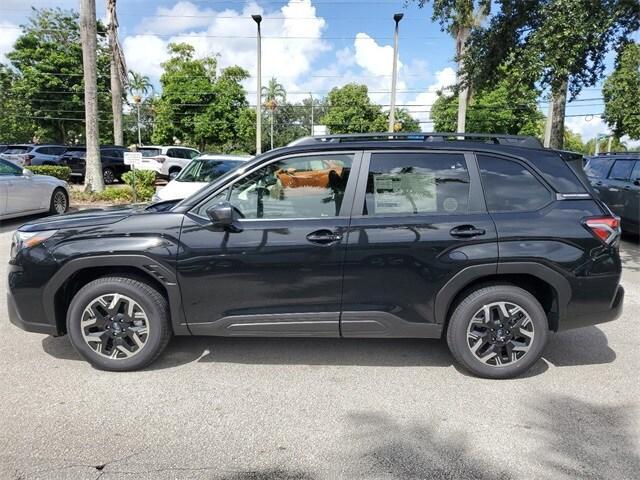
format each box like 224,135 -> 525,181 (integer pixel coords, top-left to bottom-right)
584,158 -> 614,178
608,160 -> 634,180
631,162 -> 640,182
478,155 -> 552,212
364,152 -> 470,216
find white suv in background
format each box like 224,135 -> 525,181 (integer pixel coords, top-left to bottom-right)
137,146 -> 200,178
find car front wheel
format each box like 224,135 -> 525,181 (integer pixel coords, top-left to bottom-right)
103,167 -> 116,184
49,187 -> 68,215
446,285 -> 549,379
67,277 -> 172,371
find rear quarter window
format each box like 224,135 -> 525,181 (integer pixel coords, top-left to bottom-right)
478,154 -> 552,212
608,160 -> 634,180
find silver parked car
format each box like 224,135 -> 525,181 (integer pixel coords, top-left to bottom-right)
0,144 -> 68,166
0,159 -> 69,220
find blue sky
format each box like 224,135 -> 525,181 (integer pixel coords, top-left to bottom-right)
0,0 -> 633,143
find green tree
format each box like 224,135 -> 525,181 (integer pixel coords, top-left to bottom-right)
410,1 -> 490,132
6,8 -> 112,143
462,0 -> 640,149
321,83 -> 388,134
128,71 -> 153,101
563,128 -> 587,154
152,43 -> 251,151
431,72 -> 542,135
584,136 -> 628,154
0,64 -> 34,143
603,42 -> 640,140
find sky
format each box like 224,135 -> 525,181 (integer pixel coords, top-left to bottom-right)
0,0 -> 635,145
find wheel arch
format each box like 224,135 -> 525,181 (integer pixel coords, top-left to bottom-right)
44,255 -> 189,336
435,263 -> 571,332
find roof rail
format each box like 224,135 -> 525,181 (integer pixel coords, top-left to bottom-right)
288,132 -> 544,149
594,151 -> 638,156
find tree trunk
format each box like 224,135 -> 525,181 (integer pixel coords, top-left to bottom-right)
549,77 -> 568,150
455,26 -> 471,133
80,0 -> 104,192
107,0 -> 123,146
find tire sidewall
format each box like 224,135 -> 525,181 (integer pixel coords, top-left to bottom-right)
448,286 -> 549,379
50,188 -> 68,214
67,278 -> 168,371
103,168 -> 115,184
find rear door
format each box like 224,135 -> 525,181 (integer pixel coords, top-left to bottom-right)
340,150 -> 498,337
623,161 -> 640,232
584,157 -> 615,205
604,159 -> 635,217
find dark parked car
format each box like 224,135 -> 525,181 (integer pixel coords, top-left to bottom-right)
59,146 -> 130,184
584,153 -> 640,234
8,133 -> 624,378
0,144 -> 67,166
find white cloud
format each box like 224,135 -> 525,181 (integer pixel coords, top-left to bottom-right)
123,0 -> 329,93
0,21 -> 20,63
565,115 -> 609,143
353,32 -> 402,77
137,1 -> 217,35
406,67 -> 457,131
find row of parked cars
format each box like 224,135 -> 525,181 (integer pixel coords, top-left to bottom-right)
0,144 -> 202,184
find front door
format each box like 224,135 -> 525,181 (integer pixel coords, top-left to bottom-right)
340,150 -> 498,337
177,151 -> 360,337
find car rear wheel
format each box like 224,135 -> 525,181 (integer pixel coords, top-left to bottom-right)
103,167 -> 116,184
67,277 -> 172,371
49,188 -> 68,215
446,285 -> 548,379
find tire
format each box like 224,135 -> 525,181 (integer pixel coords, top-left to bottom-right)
49,187 -> 68,215
168,167 -> 181,179
103,167 -> 116,185
67,277 -> 172,371
446,285 -> 549,379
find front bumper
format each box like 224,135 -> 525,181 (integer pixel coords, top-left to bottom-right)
7,290 -> 59,336
559,284 -> 624,331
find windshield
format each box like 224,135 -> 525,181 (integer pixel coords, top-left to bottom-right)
177,159 -> 244,183
0,159 -> 22,175
140,148 -> 162,157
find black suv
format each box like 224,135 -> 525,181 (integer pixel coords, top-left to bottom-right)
8,133 -> 624,378
584,153 -> 640,234
59,146 -> 130,184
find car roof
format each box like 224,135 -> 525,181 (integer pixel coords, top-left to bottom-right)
140,145 -> 198,150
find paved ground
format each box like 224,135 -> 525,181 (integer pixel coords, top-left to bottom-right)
0,215 -> 638,480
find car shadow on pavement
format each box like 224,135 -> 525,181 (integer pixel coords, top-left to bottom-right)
343,394 -> 639,479
40,326 -> 615,372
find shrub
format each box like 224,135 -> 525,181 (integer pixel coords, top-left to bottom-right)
70,186 -> 134,204
26,165 -> 71,181
121,170 -> 156,201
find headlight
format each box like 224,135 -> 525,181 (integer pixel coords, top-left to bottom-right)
11,230 -> 58,259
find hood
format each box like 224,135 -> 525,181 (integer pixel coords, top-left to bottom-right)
19,203 -> 148,232
156,179 -> 208,202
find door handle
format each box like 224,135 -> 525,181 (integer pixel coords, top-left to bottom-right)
594,181 -> 603,186
623,185 -> 632,191
450,225 -> 486,238
306,229 -> 342,245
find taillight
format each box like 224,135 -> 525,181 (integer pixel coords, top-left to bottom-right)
584,216 -> 621,245
21,154 -> 35,166
152,156 -> 166,164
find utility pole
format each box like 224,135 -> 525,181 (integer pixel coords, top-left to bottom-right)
310,92 -> 314,135
252,15 -> 262,155
543,100 -> 553,148
107,0 -> 126,146
80,0 -> 104,192
388,13 -> 403,133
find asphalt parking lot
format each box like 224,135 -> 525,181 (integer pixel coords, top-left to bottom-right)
0,215 -> 638,480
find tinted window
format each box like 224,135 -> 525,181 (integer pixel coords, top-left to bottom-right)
631,162 -> 640,181
584,158 -> 614,178
3,146 -> 32,154
178,159 -> 243,183
364,152 -> 469,215
226,154 -> 354,219
140,148 -> 162,157
608,160 -> 634,180
0,159 -> 22,175
187,150 -> 200,159
478,155 -> 552,212
167,148 -> 185,159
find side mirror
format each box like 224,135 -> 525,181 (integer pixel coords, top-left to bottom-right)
22,168 -> 33,178
634,179 -> 640,187
206,201 -> 242,232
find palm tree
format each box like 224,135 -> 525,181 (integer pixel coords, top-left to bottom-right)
107,0 -> 127,146
128,71 -> 152,145
262,77 -> 286,150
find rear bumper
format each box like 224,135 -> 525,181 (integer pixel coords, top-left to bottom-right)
7,290 -> 59,336
559,284 -> 624,331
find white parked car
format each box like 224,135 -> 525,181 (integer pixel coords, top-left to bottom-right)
152,154 -> 251,202
136,146 -> 200,178
0,159 -> 69,220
